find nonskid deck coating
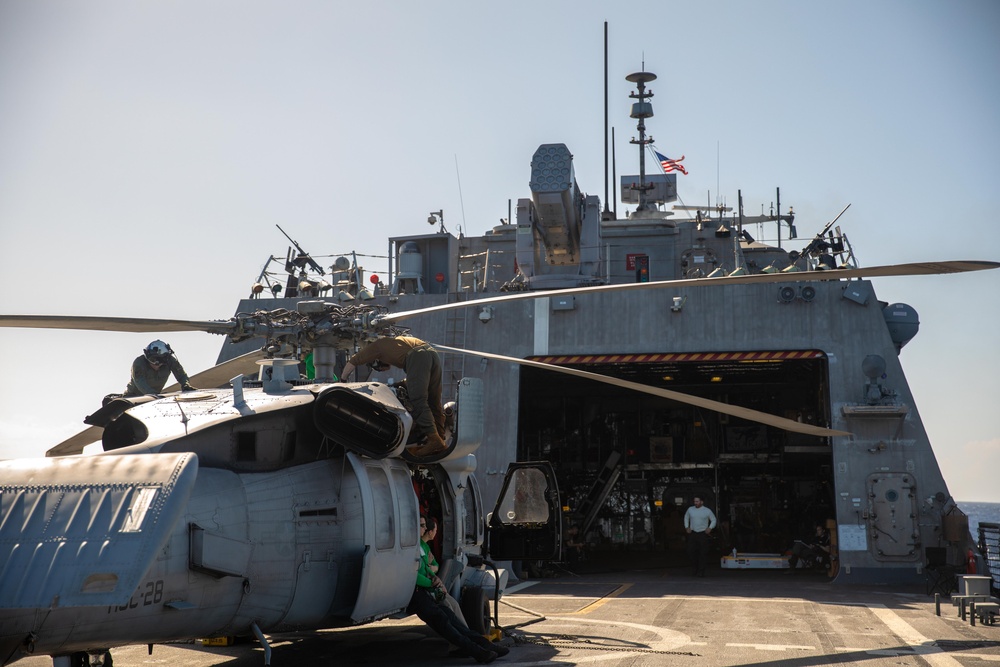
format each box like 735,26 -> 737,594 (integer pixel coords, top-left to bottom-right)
13,567 -> 1000,667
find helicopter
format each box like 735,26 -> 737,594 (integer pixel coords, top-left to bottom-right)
1,254 -> 997,667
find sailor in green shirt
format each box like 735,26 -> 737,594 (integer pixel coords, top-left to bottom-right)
419,517 -> 467,627
303,352 -> 338,382
409,516 -> 507,663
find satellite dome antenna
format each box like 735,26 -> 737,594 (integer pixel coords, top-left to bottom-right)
626,69 -> 657,212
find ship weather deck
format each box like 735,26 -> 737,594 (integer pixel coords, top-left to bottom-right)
13,569 -> 999,667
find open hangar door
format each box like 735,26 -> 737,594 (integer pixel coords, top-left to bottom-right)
517,351 -> 837,564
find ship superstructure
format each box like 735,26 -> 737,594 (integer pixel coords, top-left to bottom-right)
224,70 -> 973,584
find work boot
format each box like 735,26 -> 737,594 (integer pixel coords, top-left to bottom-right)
466,642 -> 496,664
407,432 -> 447,458
473,635 -> 509,656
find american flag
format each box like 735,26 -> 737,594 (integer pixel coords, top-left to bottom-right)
655,150 -> 688,175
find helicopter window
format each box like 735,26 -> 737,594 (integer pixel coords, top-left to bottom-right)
393,468 -> 419,547
235,432 -> 256,462
496,467 -> 550,525
367,466 -> 395,550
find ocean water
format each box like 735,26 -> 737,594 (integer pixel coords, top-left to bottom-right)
958,500 -> 1000,536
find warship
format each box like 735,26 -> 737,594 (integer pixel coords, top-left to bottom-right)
215,68 -> 998,589
3,63 -> 999,667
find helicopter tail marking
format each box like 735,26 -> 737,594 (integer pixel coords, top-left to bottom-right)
0,453 -> 197,609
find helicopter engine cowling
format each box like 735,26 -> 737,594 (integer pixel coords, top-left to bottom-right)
313,384 -> 410,459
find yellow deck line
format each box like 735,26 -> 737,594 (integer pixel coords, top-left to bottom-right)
568,583 -> 632,615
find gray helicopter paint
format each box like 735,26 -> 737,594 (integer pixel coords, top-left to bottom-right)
0,453 -> 197,610
0,380 -> 496,662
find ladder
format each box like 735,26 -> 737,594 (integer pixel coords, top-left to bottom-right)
576,449 -> 623,537
441,294 -> 467,401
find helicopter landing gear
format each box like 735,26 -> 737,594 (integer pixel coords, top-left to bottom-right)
461,586 -> 491,636
53,650 -> 112,667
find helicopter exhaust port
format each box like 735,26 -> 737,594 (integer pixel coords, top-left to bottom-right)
313,385 -> 409,459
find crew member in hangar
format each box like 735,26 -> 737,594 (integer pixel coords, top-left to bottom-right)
684,496 -> 717,577
341,335 -> 446,456
123,340 -> 197,397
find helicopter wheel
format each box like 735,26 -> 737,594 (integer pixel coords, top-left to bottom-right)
67,651 -> 112,667
460,586 -> 491,636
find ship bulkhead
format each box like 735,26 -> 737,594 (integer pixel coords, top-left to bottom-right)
223,230 -> 963,585
373,226 -> 960,584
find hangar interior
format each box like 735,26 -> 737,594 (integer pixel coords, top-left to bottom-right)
517,352 -> 837,564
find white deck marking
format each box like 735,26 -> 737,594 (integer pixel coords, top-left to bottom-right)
866,603 -> 964,667
727,643 -> 814,651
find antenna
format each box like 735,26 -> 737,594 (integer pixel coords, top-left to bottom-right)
454,154 -> 466,235
603,21 -> 610,218
612,126 -> 618,218
776,187 -> 781,249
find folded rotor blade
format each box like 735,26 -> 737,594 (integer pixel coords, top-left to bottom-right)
381,260 -> 999,324
0,314 -> 236,335
432,344 -> 851,438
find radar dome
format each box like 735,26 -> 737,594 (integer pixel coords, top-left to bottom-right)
883,303 -> 919,351
398,241 -> 423,276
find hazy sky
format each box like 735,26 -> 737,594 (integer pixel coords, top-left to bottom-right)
1,1 -> 998,501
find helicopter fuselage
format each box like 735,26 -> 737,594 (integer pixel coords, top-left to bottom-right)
0,378 -> 503,665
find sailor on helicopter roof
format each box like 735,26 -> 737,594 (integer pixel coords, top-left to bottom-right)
103,339 -> 197,405
341,335 -> 447,457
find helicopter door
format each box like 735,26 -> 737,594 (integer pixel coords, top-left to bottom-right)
348,453 -> 422,623
486,462 -> 561,561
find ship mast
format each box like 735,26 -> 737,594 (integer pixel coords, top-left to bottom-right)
626,70 -> 656,212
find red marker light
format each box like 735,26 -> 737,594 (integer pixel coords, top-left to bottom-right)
435,272 -> 445,283
370,274 -> 380,284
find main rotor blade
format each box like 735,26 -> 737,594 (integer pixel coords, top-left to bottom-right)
0,314 -> 236,335
382,260 -> 999,323
432,344 -> 851,438
163,348 -> 267,391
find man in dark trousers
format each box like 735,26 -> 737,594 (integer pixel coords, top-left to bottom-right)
785,522 -> 831,573
409,517 -> 508,663
684,496 -> 717,577
341,335 -> 446,456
